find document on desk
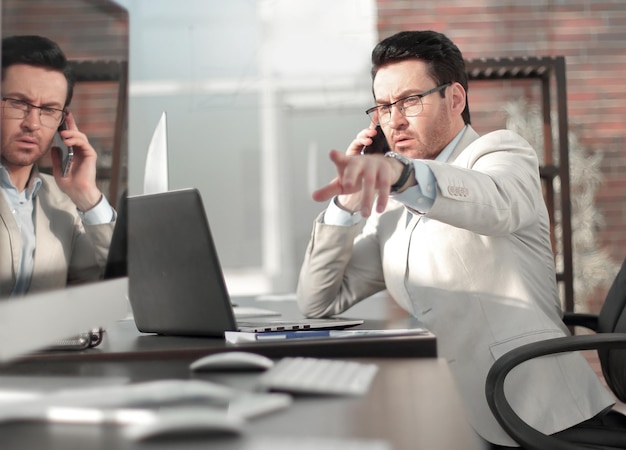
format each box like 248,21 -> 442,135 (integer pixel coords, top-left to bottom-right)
225,328 -> 431,344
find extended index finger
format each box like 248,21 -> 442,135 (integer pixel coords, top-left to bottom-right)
311,150 -> 351,202
312,178 -> 343,202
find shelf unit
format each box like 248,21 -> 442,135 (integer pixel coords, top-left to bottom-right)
465,56 -> 574,313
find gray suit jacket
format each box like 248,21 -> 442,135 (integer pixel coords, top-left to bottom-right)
297,126 -> 614,446
0,173 -> 114,297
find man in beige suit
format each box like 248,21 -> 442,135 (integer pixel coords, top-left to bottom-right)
0,35 -> 115,297
297,30 -> 617,447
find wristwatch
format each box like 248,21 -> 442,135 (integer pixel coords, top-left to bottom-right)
385,151 -> 415,193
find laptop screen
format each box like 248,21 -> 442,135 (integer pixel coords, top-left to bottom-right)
126,188 -> 238,336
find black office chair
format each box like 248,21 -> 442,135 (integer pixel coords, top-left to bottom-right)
485,257 -> 626,450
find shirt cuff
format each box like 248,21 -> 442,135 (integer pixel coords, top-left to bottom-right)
79,195 -> 115,225
322,196 -> 363,226
391,160 -> 436,213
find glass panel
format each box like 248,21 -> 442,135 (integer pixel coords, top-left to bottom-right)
0,0 -> 129,298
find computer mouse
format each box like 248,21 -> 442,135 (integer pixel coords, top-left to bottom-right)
189,352 -> 275,372
124,406 -> 244,442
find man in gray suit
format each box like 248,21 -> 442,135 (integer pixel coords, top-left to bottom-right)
297,30 -> 616,447
0,35 -> 115,297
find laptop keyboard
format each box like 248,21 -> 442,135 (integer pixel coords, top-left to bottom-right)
257,357 -> 379,396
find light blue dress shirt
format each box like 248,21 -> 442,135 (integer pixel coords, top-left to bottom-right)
324,125 -> 468,226
0,164 -> 114,295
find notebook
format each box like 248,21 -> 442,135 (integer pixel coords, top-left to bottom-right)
126,188 -> 363,337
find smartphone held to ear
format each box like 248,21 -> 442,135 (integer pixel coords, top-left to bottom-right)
55,121 -> 74,177
361,125 -> 389,155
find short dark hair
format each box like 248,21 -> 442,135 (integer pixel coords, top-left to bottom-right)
371,30 -> 470,124
1,35 -> 75,108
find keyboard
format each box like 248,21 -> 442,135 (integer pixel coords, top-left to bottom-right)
257,357 -> 379,396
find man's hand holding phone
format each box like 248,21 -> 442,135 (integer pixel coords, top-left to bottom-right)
57,119 -> 74,177
361,125 -> 389,155
50,111 -> 104,212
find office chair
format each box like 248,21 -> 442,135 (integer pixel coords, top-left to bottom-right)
485,257 -> 626,450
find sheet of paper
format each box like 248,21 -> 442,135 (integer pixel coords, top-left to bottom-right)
143,111 -> 169,195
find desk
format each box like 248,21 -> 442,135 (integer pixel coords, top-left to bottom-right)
0,355 -> 486,450
0,296 -> 484,449
19,297 -> 436,362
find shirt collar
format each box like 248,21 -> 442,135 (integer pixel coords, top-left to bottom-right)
436,125 -> 467,163
0,162 -> 43,200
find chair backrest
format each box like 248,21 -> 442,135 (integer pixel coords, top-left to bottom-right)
597,257 -> 626,402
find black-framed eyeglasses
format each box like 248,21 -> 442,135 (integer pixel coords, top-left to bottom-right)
365,83 -> 450,125
1,97 -> 66,129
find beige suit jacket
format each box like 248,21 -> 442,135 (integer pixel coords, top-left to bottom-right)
0,173 -> 114,297
297,126 -> 614,446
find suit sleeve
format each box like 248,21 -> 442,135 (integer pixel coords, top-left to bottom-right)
297,212 -> 386,318
424,130 -> 544,236
67,215 -> 115,285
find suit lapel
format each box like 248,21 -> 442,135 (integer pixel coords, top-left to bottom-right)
447,125 -> 480,163
0,191 -> 22,283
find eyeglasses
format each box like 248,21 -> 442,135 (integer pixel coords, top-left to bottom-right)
366,83 -> 450,125
1,97 -> 66,129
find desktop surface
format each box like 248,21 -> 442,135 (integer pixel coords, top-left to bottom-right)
0,355 -> 485,450
18,296 -> 436,362
0,295 -> 487,450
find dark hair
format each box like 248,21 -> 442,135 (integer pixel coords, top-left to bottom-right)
371,30 -> 470,124
1,35 -> 75,108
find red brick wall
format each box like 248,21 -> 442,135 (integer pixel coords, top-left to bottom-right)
376,0 -> 626,310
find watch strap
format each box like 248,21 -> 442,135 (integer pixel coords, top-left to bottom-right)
385,152 -> 415,193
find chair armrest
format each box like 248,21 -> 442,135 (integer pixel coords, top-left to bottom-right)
485,333 -> 626,450
562,312 -> 599,332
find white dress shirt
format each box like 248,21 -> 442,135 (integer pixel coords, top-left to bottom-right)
0,164 -> 114,295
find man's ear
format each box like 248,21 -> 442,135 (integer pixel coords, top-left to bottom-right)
449,82 -> 466,116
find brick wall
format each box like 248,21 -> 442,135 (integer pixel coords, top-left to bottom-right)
376,0 -> 626,312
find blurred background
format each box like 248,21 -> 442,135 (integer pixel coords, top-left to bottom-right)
5,0 -> 624,313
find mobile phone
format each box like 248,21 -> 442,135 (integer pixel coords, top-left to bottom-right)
361,125 -> 389,155
56,120 -> 74,177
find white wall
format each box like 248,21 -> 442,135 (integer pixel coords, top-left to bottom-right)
114,0 -> 378,295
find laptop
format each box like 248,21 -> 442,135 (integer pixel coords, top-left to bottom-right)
126,188 -> 363,337
105,192 -> 281,320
